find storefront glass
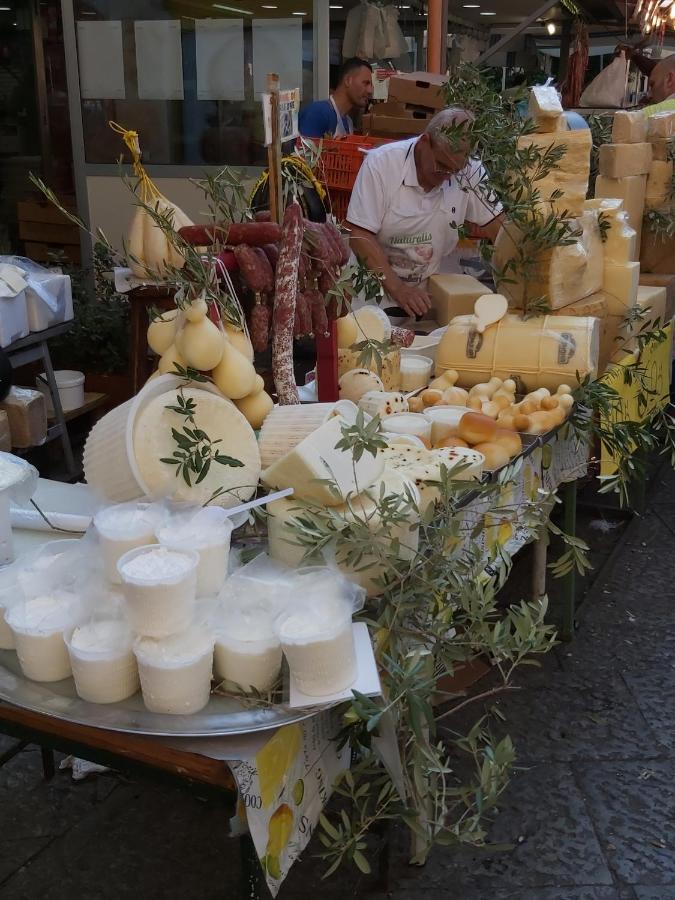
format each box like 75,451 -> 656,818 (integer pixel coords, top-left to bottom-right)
73,0 -> 314,167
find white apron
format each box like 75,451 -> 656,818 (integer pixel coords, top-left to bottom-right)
329,96 -> 351,137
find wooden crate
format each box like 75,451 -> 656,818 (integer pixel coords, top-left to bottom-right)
18,196 -> 81,264
24,241 -> 81,265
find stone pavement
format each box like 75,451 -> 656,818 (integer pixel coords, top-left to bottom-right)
0,467 -> 674,899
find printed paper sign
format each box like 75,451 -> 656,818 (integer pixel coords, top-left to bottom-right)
262,88 -> 300,147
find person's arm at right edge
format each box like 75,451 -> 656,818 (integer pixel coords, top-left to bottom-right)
346,224 -> 431,317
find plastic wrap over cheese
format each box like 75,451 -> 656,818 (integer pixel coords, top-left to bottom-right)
435,313 -> 599,392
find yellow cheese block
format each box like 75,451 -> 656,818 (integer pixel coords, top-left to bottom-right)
612,109 -> 648,144
636,284 -> 667,327
645,160 -> 673,209
651,140 -> 670,161
528,85 -> 563,118
594,174 -> 647,251
435,313 -> 600,392
491,210 -> 602,310
584,198 -> 637,264
517,129 -> 592,216
337,346 -> 401,390
427,273 -> 490,326
600,286 -> 668,372
602,261 -> 640,316
598,143 -> 652,178
647,111 -> 675,141
549,292 -> 608,318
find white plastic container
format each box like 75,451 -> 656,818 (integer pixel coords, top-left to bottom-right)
214,608 -> 282,693
36,370 -> 84,413
25,271 -> 73,332
134,626 -> 214,714
83,374 -> 223,504
401,332 -> 445,365
400,355 -> 434,392
380,412 -> 432,444
117,545 -> 199,638
423,405 -> 470,444
6,594 -> 74,682
67,619 -> 139,703
156,511 -> 233,597
94,503 -> 161,584
0,564 -> 18,649
0,291 -> 29,348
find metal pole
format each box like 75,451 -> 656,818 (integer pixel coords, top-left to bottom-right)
427,0 -> 444,74
266,73 -> 283,224
475,0 -> 560,65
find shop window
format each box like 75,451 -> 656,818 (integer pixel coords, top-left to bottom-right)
74,0 -> 314,167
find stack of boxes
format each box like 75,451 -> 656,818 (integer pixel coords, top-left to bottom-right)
362,72 -> 446,138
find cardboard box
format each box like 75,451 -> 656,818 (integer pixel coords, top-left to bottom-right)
388,71 -> 446,112
362,113 -> 426,137
369,99 -> 433,120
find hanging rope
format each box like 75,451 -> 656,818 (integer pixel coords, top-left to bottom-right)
108,121 -> 166,205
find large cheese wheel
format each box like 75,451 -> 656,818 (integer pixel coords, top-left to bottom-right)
257,402 -> 358,468
435,313 -> 599,392
133,387 -> 260,507
266,468 -> 420,596
337,346 -> 401,391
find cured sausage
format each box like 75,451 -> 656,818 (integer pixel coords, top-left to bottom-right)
294,291 -> 312,337
254,210 -> 272,222
308,289 -> 329,337
390,326 -> 415,348
261,243 -> 279,273
178,221 -> 282,247
272,202 -> 303,404
303,221 -> 335,270
233,245 -> 274,295
250,300 -> 270,353
323,220 -> 350,266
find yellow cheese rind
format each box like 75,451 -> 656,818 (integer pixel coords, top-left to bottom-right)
645,160 -> 673,209
602,261 -> 640,315
594,174 -> 647,254
517,129 -> 592,216
647,111 -> 675,141
612,109 -> 648,143
549,292 -> 608,318
598,143 -> 652,178
337,347 -> 401,390
427,273 -> 490,326
584,198 -> 637,264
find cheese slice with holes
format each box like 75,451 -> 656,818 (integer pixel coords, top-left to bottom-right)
132,387 -> 260,507
261,415 -> 384,506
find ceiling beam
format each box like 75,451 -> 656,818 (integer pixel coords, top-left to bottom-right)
475,0 -> 562,64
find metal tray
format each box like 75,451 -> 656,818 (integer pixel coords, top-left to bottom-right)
0,651 -> 315,738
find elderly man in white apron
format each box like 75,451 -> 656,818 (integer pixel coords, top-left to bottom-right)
346,108 -> 504,317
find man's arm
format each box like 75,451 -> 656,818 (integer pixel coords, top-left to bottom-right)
298,102 -> 334,139
470,212 -> 505,243
346,223 -> 432,317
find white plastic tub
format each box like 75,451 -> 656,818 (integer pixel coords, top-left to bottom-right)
36,370 -> 84,413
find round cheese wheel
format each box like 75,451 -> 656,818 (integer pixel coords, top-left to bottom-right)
133,387 -> 260,507
339,368 -> 384,403
352,305 -> 391,343
336,316 -> 359,349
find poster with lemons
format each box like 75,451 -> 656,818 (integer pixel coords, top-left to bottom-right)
230,710 -> 350,895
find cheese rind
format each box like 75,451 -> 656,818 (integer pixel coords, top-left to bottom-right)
594,174 -> 647,254
645,159 -> 673,209
549,292 -> 608,318
529,85 -> 563,118
647,111 -> 675,141
261,415 -> 384,506
427,273 -> 490,325
517,129 -> 592,215
598,143 -> 652,178
584,198 -> 637,264
602,261 -> 640,315
337,346 -> 401,390
611,109 -> 648,143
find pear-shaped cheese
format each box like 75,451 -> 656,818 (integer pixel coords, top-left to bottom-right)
211,339 -> 257,399
179,318 -> 224,371
224,325 -> 254,363
235,390 -> 273,429
128,207 -> 146,278
147,309 -> 178,356
127,198 -> 193,278
184,298 -> 208,323
158,343 -> 186,374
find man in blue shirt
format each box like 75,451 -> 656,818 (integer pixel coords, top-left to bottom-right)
299,58 -> 374,138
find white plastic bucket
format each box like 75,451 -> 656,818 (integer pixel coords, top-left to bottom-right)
83,374 -> 222,504
36,370 -> 84,413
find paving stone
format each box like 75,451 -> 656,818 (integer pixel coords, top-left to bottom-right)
0,781 -> 241,900
576,761 -> 675,886
624,668 -> 675,754
0,837 -> 51,886
633,887 -> 675,899
559,621 -> 674,680
0,751 -> 118,843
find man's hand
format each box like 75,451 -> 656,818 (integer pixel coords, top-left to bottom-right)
391,282 -> 432,317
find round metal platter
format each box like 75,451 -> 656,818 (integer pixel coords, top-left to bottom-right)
0,651 -> 314,738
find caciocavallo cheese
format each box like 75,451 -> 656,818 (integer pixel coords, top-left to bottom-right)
611,109 -> 648,144
428,274 -> 491,326
435,313 -> 600,392
598,143 -> 652,179
491,210 -> 602,310
261,415 -> 384,506
266,468 -> 420,596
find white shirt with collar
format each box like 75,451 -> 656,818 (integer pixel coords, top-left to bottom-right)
346,137 -> 502,289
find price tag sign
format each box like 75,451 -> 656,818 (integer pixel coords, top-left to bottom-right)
262,88 -> 300,147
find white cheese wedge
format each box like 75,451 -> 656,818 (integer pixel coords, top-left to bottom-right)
594,174 -> 647,252
358,391 -> 408,419
261,415 -> 384,506
647,111 -> 675,141
645,159 -> 673,209
380,445 -> 483,514
428,273 -> 492,326
133,387 -> 260,508
611,109 -> 648,144
602,261 -> 640,315
266,468 -> 420,596
528,85 -> 563,119
257,403 -> 351,469
599,143 -> 652,179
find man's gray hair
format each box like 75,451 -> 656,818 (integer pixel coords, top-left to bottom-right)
424,107 -> 474,149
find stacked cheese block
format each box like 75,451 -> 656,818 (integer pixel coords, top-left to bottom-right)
639,110 -> 675,275
147,299 -> 273,430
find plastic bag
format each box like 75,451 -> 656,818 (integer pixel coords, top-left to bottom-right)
579,53 -> 628,108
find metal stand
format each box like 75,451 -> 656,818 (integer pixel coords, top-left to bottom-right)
5,323 -> 78,479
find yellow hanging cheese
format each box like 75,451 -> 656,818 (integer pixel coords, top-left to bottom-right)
147,309 -> 178,356
211,339 -> 257,399
178,317 -> 225,371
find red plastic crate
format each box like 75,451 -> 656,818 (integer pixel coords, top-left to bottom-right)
314,134 -> 393,191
